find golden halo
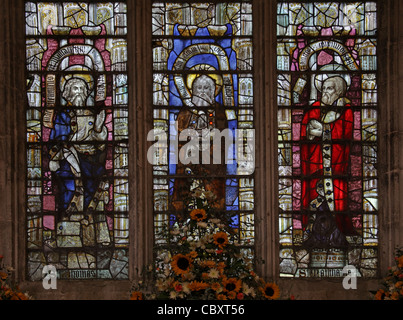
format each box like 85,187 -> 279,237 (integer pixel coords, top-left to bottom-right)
60,66 -> 95,94
186,64 -> 223,97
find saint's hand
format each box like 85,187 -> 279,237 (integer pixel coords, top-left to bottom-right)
94,110 -> 106,133
307,119 -> 323,140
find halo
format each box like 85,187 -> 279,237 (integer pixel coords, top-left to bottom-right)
186,64 -> 223,97
60,66 -> 94,94
314,64 -> 352,93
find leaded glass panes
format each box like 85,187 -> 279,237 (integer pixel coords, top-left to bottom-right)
152,2 -> 255,255
277,1 -> 378,278
25,1 -> 129,280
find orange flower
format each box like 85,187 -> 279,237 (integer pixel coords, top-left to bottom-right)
222,277 -> 242,293
227,291 -> 236,300
397,255 -> 403,268
217,262 -> 226,270
213,232 -> 229,248
0,272 -> 8,280
210,282 -> 221,291
190,209 -> 207,222
201,260 -> 216,268
17,292 -> 28,300
374,289 -> 388,300
188,280 -> 209,292
130,291 -> 143,300
260,282 -> 280,300
171,254 -> 192,276
216,293 -> 227,300
189,251 -> 198,258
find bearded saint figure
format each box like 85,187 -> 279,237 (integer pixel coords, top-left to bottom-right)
171,74 -> 227,212
49,77 -> 109,215
300,76 -> 357,248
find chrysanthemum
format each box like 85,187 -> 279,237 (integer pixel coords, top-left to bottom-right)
188,280 -> 209,292
171,254 -> 192,275
169,291 -> 178,299
222,277 -> 242,293
190,208 -> 207,222
201,260 -> 216,268
260,282 -> 280,300
208,268 -> 220,279
213,232 -> 229,248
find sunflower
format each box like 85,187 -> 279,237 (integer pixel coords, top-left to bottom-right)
130,291 -> 143,300
213,232 -> 229,248
171,254 -> 193,275
260,282 -> 280,300
190,208 -> 207,222
222,277 -> 242,294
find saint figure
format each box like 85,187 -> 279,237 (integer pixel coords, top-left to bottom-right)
301,76 -> 356,248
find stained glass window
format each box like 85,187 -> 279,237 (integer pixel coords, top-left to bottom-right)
25,1 -> 129,280
151,2 -> 255,256
277,1 -> 378,277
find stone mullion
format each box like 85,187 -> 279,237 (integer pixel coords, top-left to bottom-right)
0,0 -> 26,281
129,0 -> 155,281
379,0 -> 403,273
253,0 -> 278,281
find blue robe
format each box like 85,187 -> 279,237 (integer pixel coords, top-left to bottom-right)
50,110 -> 106,211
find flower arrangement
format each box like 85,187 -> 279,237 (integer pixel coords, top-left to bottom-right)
372,247 -> 403,300
130,191 -> 280,300
0,255 -> 32,300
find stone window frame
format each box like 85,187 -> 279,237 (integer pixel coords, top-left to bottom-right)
0,0 -> 401,299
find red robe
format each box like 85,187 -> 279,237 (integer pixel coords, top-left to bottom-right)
300,101 -> 355,236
